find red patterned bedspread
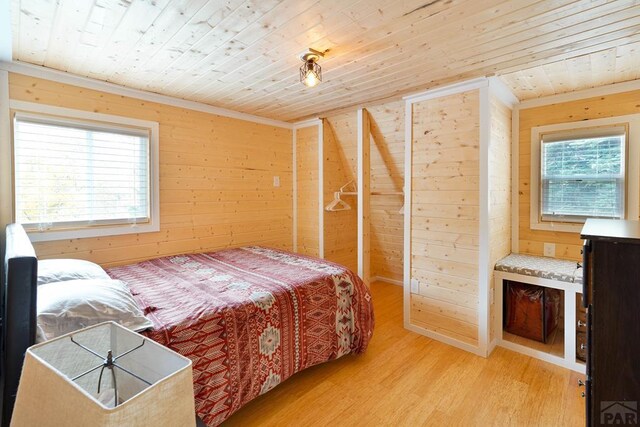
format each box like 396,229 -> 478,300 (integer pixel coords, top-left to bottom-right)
106,246 -> 374,426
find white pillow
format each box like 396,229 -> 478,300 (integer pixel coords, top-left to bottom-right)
37,259 -> 110,285
37,279 -> 154,342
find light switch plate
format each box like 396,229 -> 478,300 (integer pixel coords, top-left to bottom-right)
410,278 -> 419,293
543,242 -> 556,257
273,176 -> 280,187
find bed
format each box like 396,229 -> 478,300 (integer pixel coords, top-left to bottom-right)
0,224 -> 374,426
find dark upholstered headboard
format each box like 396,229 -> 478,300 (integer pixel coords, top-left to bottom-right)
1,224 -> 38,426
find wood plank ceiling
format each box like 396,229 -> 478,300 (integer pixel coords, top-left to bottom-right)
10,0 -> 640,121
500,40 -> 640,100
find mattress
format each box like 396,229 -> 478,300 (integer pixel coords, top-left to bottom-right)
107,246 -> 374,426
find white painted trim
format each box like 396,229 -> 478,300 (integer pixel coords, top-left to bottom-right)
517,78 -> 640,110
292,129 -> 297,252
0,60 -> 293,129
485,84 -> 517,350
529,114 -> 640,233
403,77 -> 488,104
488,338 -> 498,355
477,85 -> 490,357
484,85 -> 518,255
494,270 -> 586,373
630,121 -> 640,221
27,221 -> 160,242
356,109 -> 367,281
318,120 -> 324,259
403,99 -> 413,329
371,276 -> 403,286
10,100 -> 157,130
498,339 -> 585,373
9,101 -> 161,242
495,272 -> 505,359
404,77 -> 516,357
293,121 -> 323,257
495,270 -> 583,293
564,286 -> 577,369
292,118 -> 322,129
0,70 -> 11,236
0,0 -> 11,62
511,108 -> 520,253
489,77 -> 519,108
405,322 -> 485,357
357,108 -> 363,277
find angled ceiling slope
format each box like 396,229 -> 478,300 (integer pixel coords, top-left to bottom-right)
10,0 -> 640,121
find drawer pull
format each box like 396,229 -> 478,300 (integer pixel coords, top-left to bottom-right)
577,320 -> 586,328
578,379 -> 584,387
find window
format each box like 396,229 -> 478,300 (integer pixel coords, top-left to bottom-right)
540,127 -> 626,222
12,103 -> 159,241
530,114 -> 640,233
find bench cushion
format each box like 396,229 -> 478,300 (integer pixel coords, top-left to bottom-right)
494,253 -> 583,283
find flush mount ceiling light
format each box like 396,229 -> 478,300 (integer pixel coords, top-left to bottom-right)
299,48 -> 325,88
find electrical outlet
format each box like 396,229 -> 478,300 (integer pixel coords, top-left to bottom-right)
543,243 -> 556,257
273,176 -> 280,187
410,278 -> 419,293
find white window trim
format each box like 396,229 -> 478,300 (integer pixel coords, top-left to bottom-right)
10,100 -> 160,242
530,114 -> 640,233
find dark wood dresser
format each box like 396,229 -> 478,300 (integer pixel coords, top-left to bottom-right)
581,219 -> 640,426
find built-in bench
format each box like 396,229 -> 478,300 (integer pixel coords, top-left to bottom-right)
494,253 -> 583,284
493,253 -> 585,372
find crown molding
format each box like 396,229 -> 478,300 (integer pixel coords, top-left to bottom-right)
403,77 -> 489,104
0,60 -> 293,129
291,118 -> 322,129
516,78 -> 640,110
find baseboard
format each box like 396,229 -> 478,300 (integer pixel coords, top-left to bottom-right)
371,276 -> 403,286
405,322 -> 485,357
488,338 -> 498,355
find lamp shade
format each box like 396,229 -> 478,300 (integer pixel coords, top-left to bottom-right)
11,322 -> 195,427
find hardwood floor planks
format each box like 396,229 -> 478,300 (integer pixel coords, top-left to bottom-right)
225,281 -> 585,426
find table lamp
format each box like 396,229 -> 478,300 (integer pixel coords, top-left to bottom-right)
10,321 -> 195,426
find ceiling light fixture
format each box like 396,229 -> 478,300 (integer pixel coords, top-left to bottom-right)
299,48 -> 325,88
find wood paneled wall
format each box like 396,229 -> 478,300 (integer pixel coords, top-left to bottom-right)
8,73 -> 293,267
324,112 -> 358,178
323,119 -> 357,272
410,90 -> 481,347
322,112 -> 357,271
488,95 -> 512,343
368,102 -> 405,282
518,89 -> 640,261
324,103 -> 404,282
295,125 -> 319,257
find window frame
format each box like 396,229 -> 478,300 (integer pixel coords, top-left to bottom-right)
10,101 -> 160,242
530,114 -> 640,233
540,125 -> 627,223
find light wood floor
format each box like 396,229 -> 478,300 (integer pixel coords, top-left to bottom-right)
224,281 -> 585,426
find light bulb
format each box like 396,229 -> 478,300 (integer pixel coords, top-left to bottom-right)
304,71 -> 319,87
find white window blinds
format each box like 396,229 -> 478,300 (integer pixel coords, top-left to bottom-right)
14,113 -> 151,231
540,126 -> 626,222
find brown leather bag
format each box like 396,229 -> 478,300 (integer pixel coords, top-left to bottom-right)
504,280 -> 561,343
